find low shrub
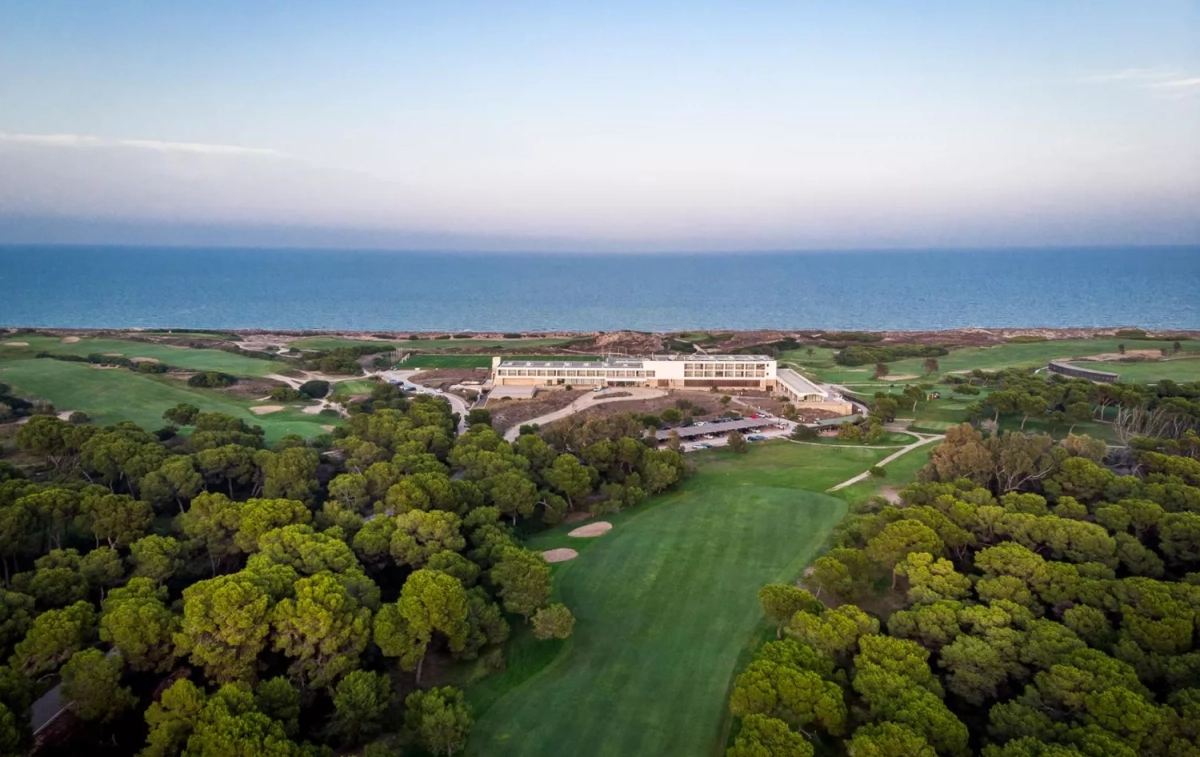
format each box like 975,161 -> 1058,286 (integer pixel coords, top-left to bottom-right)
299,380 -> 331,399
187,371 -> 237,388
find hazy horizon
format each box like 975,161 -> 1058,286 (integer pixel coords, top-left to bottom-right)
2,1 -> 1198,251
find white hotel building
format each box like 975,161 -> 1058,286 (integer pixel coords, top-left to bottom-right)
490,354 -> 845,409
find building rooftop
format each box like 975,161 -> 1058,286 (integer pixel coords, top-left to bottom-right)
648,354 -> 773,362
498,360 -> 613,369
497,354 -> 774,369
776,368 -> 829,398
654,417 -> 781,440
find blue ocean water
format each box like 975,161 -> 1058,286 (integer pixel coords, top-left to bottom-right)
1,245 -> 1197,331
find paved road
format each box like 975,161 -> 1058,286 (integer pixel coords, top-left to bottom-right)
31,683 -> 65,736
31,647 -> 120,735
500,387 -> 668,442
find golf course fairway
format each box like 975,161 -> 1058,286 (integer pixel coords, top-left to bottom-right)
468,443 -> 891,757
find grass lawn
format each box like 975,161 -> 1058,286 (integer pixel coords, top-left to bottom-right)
0,335 -> 279,376
360,337 -> 577,352
405,354 -> 496,369
803,431 -> 918,447
466,442 -> 892,757
328,378 -> 380,395
0,358 -> 337,443
781,339 -> 1194,385
887,338 -> 1184,378
289,337 -> 399,351
1065,357 -> 1200,384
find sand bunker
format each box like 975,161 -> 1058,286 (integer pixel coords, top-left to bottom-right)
1084,350 -> 1162,361
61,336 -> 80,343
320,424 -> 336,432
881,374 -> 918,381
3,341 -> 28,347
568,521 -> 613,538
250,405 -> 285,415
542,548 -> 579,563
103,352 -> 123,357
130,357 -> 160,363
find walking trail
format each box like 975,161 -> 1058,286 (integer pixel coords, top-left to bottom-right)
826,432 -> 942,492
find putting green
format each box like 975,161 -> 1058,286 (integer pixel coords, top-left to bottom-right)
467,442 -> 892,757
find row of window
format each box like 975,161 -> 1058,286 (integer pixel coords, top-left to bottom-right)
496,369 -> 652,378
682,369 -> 768,378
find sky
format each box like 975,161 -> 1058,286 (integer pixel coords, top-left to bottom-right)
1,0 -> 1198,252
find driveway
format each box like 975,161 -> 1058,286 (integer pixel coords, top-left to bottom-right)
378,369 -> 472,433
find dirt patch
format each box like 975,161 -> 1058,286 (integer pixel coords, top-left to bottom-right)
250,405 -> 285,415
542,548 -> 579,563
410,369 -> 490,390
879,487 -> 903,504
488,390 -> 582,432
220,377 -> 291,399
564,511 -> 594,524
881,374 -> 919,381
547,390 -> 718,427
130,356 -> 160,363
61,336 -> 80,343
568,521 -> 613,538
3,341 -> 29,347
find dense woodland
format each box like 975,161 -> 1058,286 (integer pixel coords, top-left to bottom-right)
730,379 -> 1200,757
0,383 -> 688,756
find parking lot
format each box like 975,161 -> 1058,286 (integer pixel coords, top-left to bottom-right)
666,416 -> 796,451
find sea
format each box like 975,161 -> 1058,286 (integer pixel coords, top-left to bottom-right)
1,245 -> 1198,332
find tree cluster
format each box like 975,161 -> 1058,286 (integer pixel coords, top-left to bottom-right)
729,429 -> 1200,757
0,384 -> 690,755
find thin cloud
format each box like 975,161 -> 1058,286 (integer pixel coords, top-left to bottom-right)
1151,77 -> 1200,90
1077,67 -> 1177,84
0,131 -> 286,157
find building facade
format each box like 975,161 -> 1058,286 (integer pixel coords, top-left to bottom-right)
491,354 -> 778,389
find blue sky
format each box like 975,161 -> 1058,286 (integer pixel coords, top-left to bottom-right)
1,1 -> 1198,251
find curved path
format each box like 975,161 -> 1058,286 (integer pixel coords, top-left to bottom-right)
500,388 -> 667,441
826,432 -> 942,491
378,369 -> 473,433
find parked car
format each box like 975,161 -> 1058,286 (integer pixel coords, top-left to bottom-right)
693,442 -> 712,449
